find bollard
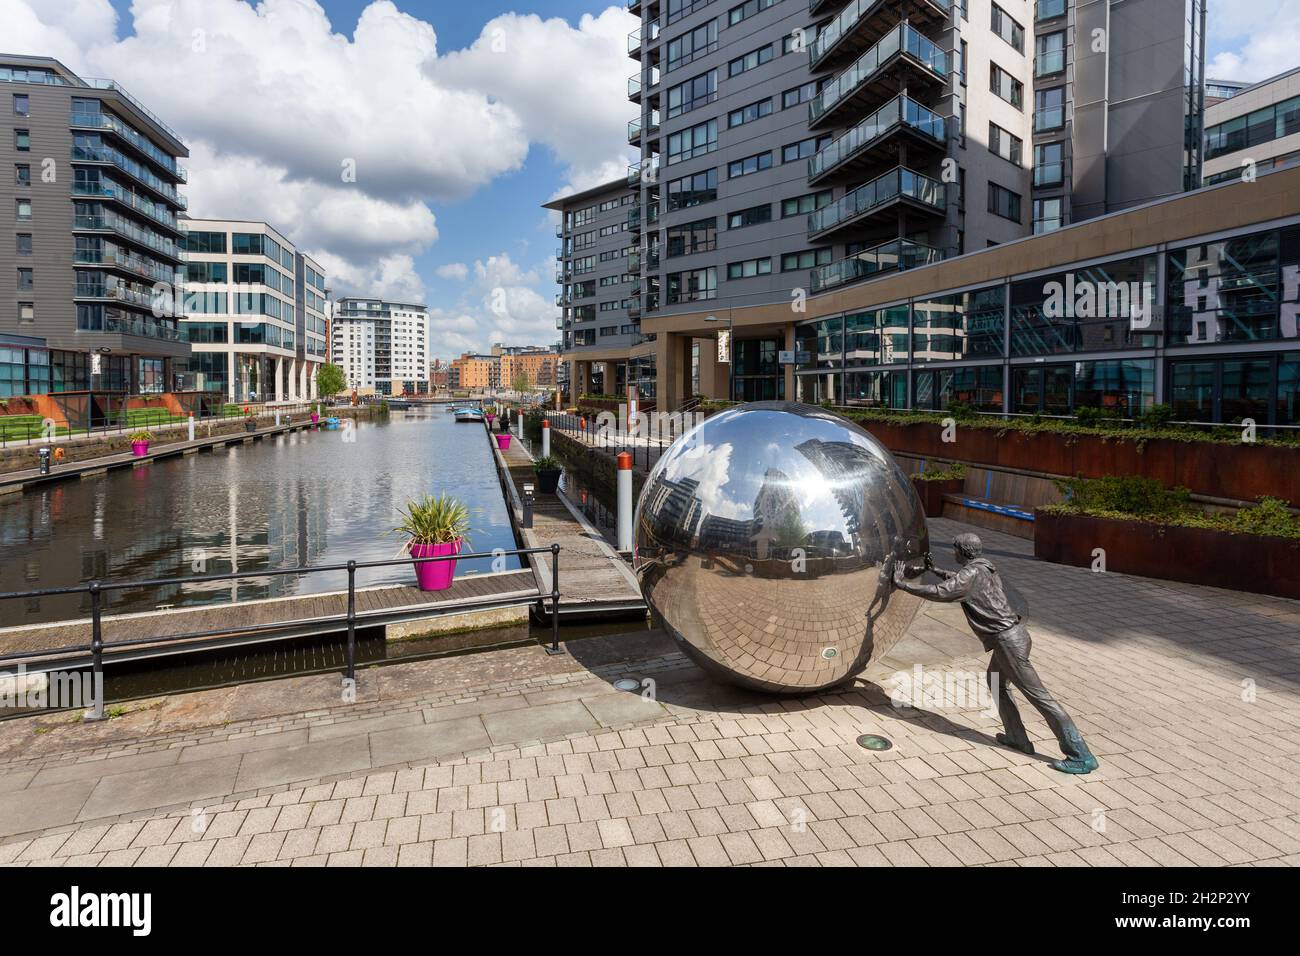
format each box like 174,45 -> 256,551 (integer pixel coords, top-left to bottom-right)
187,414 -> 195,442
38,447 -> 51,475
542,418 -> 550,458
617,451 -> 633,552
522,481 -> 534,528
275,411 -> 281,428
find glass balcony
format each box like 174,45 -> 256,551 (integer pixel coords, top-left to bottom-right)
628,205 -> 642,231
75,246 -> 181,286
75,278 -> 159,310
1035,50 -> 1065,77
807,95 -> 946,183
1034,106 -> 1065,132
74,212 -> 181,260
629,74 -> 642,100
70,111 -> 187,182
807,167 -> 946,238
809,0 -> 951,70
809,22 -> 947,129
79,77 -> 184,144
810,238 -> 942,293
1036,0 -> 1066,20
72,177 -> 179,231
628,19 -> 659,56
555,223 -> 563,238
1033,161 -> 1064,187
72,144 -> 187,208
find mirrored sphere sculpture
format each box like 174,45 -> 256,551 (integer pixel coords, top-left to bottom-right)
634,402 -> 929,693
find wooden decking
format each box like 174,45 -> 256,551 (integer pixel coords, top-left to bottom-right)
492,430 -> 646,617
0,569 -> 541,667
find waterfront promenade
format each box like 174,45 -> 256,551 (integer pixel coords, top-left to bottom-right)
1,520 -> 1297,867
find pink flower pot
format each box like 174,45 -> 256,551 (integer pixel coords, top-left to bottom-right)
496,434 -> 512,451
486,414 -> 495,426
131,441 -> 150,457
409,539 -> 462,591
311,413 -> 320,424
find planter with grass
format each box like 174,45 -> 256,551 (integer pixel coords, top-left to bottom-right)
1035,477 -> 1300,599
909,462 -> 967,517
394,493 -> 471,592
243,416 -> 257,433
129,430 -> 152,457
534,455 -> 562,494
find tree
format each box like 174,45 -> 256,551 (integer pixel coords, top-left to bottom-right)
317,363 -> 346,399
511,371 -> 531,394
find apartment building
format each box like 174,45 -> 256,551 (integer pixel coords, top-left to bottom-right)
498,345 -> 559,390
544,177 -> 641,398
578,0 -> 1211,405
331,298 -> 429,396
0,54 -> 189,397
179,218 -> 326,402
1203,67 -> 1300,187
450,352 -> 497,390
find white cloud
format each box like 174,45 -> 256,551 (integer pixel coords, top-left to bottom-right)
3,0 -> 636,321
428,252 -> 559,361
1207,0 -> 1300,82
435,263 -> 469,281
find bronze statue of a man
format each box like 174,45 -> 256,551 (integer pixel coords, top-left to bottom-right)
893,532 -> 1098,774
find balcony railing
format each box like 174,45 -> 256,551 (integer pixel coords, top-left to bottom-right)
807,95 -> 946,182
807,167 -> 946,237
72,178 -> 179,231
809,0 -> 951,69
74,279 -> 159,310
1033,161 -> 1064,187
810,238 -> 942,293
1034,106 -> 1065,133
810,22 -> 947,127
72,144 -> 187,208
70,111 -> 187,182
1036,0 -> 1066,20
628,18 -> 660,55
1035,50 -> 1065,77
73,212 -> 180,260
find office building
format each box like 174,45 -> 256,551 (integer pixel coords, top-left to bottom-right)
331,298 -> 430,396
1203,67 -> 1300,187
180,218 -> 327,402
1,54 -> 189,395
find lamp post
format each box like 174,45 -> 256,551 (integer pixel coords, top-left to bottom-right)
703,304 -> 735,403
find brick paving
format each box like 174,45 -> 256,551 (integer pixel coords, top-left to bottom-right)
1,519 -> 1297,867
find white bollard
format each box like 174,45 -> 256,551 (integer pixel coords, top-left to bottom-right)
541,418 -> 551,459
515,411 -> 523,440
187,414 -> 195,442
275,411 -> 281,427
617,451 -> 633,552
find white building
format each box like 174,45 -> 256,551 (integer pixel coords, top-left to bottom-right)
1204,67 -> 1300,187
331,298 -> 430,395
180,218 -> 327,402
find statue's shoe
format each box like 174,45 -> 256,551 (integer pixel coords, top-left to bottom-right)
995,733 -> 1035,755
1050,756 -> 1099,774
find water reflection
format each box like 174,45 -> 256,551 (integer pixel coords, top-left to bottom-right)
0,409 -> 520,625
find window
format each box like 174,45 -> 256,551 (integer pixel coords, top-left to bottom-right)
989,64 -> 1023,108
667,119 -> 717,164
912,286 -> 1005,362
727,152 -> 772,178
727,258 -> 772,279
991,4 -> 1024,52
183,230 -> 227,254
666,267 -> 717,304
782,191 -> 832,217
18,302 -> 34,324
667,70 -> 717,118
988,182 -> 1021,222
727,204 -> 771,229
16,234 -> 32,255
14,129 -> 30,151
666,20 -> 718,71
989,123 -> 1022,165
17,268 -> 33,291
1033,142 -> 1064,186
781,82 -> 819,110
728,98 -> 772,128
16,199 -> 32,221
666,168 -> 718,210
14,164 -> 30,186
1205,96 -> 1300,159
1035,87 -> 1065,131
781,248 -> 832,271
958,40 -> 967,84
728,44 -> 773,78
1036,31 -> 1065,76
729,0 -> 778,26
782,27 -> 817,55
1032,197 -> 1063,233
782,135 -> 829,163
13,94 -> 29,116
1037,0 -> 1066,20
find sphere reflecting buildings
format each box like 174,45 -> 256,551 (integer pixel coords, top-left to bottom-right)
633,402 -> 928,693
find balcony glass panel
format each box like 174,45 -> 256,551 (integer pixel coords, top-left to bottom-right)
807,96 -> 946,180
810,23 -> 947,125
807,167 -> 945,235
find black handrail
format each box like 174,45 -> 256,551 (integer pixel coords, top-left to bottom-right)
0,544 -> 564,692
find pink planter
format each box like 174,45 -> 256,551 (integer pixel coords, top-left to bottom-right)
496,434 -> 512,451
409,539 -> 462,591
131,441 -> 150,457
311,412 -> 320,424
485,414 -> 495,426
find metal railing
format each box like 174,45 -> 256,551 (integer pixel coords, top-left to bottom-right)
549,409 -> 682,474
0,544 -> 563,716
807,95 -> 946,182
807,166 -> 946,236
809,22 -> 947,126
811,238 -> 944,292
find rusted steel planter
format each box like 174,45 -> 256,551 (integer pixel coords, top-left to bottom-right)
851,419 -> 1300,505
910,477 -> 964,517
1033,510 -> 1300,599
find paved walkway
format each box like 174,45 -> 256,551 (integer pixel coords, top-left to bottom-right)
1,519 -> 1298,867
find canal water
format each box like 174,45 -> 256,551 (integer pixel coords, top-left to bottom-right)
0,407 -> 520,626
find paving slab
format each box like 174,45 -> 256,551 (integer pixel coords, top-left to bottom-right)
0,779 -> 95,836
30,748 -> 181,787
482,700 -> 601,746
368,717 -> 491,767
234,737 -> 371,792
583,691 -> 668,727
77,755 -> 242,822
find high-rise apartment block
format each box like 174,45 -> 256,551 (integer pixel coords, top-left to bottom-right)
331,298 -> 430,396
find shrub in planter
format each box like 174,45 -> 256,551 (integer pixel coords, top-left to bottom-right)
129,430 -> 153,457
243,415 -> 257,433
393,493 -> 471,592
534,455 -> 562,493
909,462 -> 967,517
